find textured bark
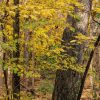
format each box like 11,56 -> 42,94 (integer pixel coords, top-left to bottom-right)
12,0 -> 20,99
52,0 -> 92,100
52,69 -> 82,100
52,11 -> 83,100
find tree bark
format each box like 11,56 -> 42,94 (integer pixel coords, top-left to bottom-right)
52,0 -> 92,100
52,69 -> 82,100
52,11 -> 83,100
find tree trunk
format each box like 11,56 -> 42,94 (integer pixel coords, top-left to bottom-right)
0,1 -> 10,98
52,69 -> 82,100
52,12 -> 83,100
12,0 -> 20,99
52,0 -> 91,100
23,31 -> 34,93
24,31 -> 30,89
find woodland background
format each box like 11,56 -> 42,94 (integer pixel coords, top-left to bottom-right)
0,0 -> 100,100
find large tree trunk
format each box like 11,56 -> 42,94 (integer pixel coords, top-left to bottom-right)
52,16 -> 83,100
52,14 -> 83,100
12,0 -> 20,99
52,69 -> 82,100
52,0 -> 91,100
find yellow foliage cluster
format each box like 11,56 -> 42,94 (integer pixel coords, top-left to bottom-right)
0,0 -> 99,77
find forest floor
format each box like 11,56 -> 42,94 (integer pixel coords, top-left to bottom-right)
32,76 -> 100,100
81,76 -> 100,100
0,76 -> 99,100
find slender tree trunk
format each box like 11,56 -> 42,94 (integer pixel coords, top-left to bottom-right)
3,57 -> 9,100
0,26 -> 9,100
24,31 -> 30,89
77,35 -> 100,100
93,42 -> 100,99
2,39 -> 9,100
0,1 -> 10,97
12,0 -> 20,99
24,31 -> 34,92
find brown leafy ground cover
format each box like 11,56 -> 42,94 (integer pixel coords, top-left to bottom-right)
0,76 -> 99,100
